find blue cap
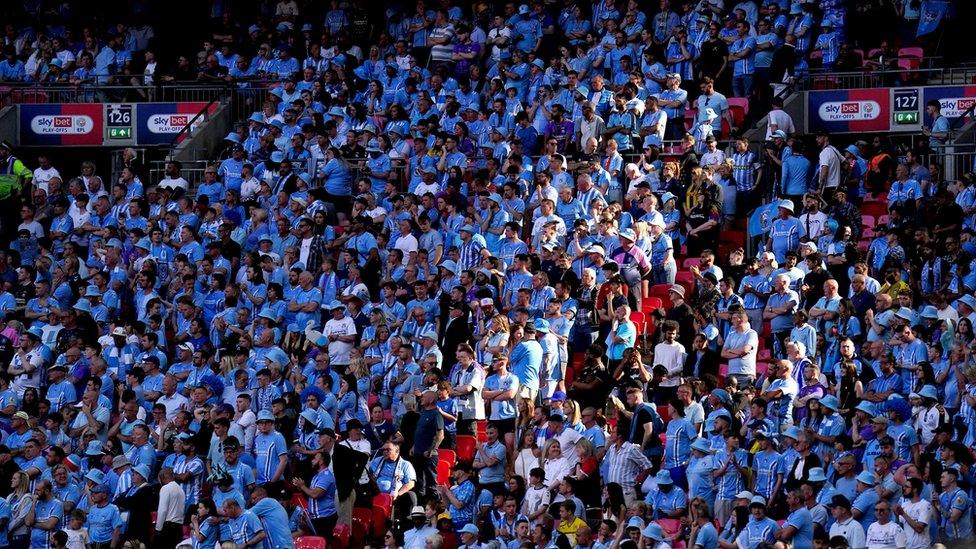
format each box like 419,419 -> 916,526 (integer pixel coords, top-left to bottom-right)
691,438 -> 713,454
366,139 -> 382,152
73,298 -> 91,314
459,524 -> 479,535
440,260 -> 458,274
660,191 -> 677,204
85,440 -> 104,456
919,385 -> 938,400
550,390 -> 567,402
820,394 -> 840,412
459,224 -> 477,234
855,401 -> 876,416
27,326 -> 43,340
270,151 -> 285,163
132,464 -> 151,481
297,172 -> 312,184
85,469 -> 105,484
224,132 -> 241,144
808,467 -> 827,482
711,388 -> 732,405
85,285 -> 100,297
248,24 -> 261,34
107,238 -> 123,248
531,58 -> 545,70
654,469 -> 673,485
642,523 -> 665,541
327,107 -> 346,118
626,516 -> 645,530
269,120 -> 285,130
135,237 -> 151,251
248,112 -> 265,124
301,23 -> 313,32
782,426 -> 803,440
268,87 -> 284,98
533,318 -> 550,332
328,300 -> 345,310
300,409 -> 319,425
750,495 -> 768,507
856,471 -> 876,486
920,305 -> 939,320
256,410 -> 275,422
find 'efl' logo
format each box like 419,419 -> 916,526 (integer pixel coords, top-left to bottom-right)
818,100 -> 881,122
30,115 -> 94,135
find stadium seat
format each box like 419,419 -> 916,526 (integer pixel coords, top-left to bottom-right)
867,47 -> 884,59
437,459 -> 452,484
675,271 -> 695,296
657,405 -> 671,422
629,311 -> 646,335
861,215 -> 875,228
758,348 -> 772,362
372,494 -> 392,536
649,284 -> 674,310
352,508 -> 372,544
862,201 -> 887,219
290,493 -> 309,511
331,524 -> 351,548
295,537 -> 327,549
439,449 -> 457,467
456,435 -> 477,463
682,257 -> 701,270
728,97 -> 749,116
641,297 -> 664,315
721,230 -> 746,246
756,361 -> 769,378
657,519 -> 682,537
898,57 -> 921,81
898,47 -> 924,59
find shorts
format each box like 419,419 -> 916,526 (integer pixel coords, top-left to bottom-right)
490,418 -> 516,436
518,386 -> 539,403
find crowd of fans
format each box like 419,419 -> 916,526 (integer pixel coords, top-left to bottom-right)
0,0 -> 967,549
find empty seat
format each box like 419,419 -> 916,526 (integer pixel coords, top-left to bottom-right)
295,537 -> 327,549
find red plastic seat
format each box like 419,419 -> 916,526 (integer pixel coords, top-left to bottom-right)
437,459 -> 452,484
331,524 -> 351,548
641,296 -> 664,315
756,361 -> 770,378
728,97 -> 749,116
682,257 -> 701,270
658,518 -> 682,536
456,435 -> 477,463
657,405 -> 671,422
629,311 -> 646,335
649,284 -> 674,311
898,47 -> 923,59
372,494 -> 392,536
296,536 -> 327,549
721,230 -> 746,246
439,449 -> 457,467
861,215 -> 875,228
729,105 -> 746,128
675,271 -> 695,296
352,508 -> 372,545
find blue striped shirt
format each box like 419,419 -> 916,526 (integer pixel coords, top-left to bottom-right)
254,431 -> 287,484
309,469 -> 337,519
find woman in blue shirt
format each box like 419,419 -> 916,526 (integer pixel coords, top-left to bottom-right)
687,438 -> 717,508
321,147 -> 352,206
190,499 -> 221,549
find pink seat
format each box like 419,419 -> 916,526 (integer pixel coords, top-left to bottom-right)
898,47 -> 924,59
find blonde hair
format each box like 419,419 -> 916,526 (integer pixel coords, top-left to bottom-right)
11,471 -> 29,496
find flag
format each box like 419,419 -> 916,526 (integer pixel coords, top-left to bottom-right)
916,0 -> 949,37
748,202 -> 778,237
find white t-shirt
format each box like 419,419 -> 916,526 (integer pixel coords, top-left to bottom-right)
33,166 -> 60,192
235,409 -> 257,452
799,211 -> 829,241
896,498 -> 932,549
393,232 -> 419,264
654,341 -> 687,387
299,237 -> 313,266
819,145 -> 843,189
324,316 -> 357,365
830,517 -> 867,549
766,109 -> 795,139
865,520 -> 907,549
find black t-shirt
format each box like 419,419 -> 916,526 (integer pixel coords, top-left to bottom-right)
414,408 -> 445,454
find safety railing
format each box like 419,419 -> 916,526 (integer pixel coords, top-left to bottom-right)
794,63 -> 976,92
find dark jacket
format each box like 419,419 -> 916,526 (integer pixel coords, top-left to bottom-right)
683,348 -> 721,380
